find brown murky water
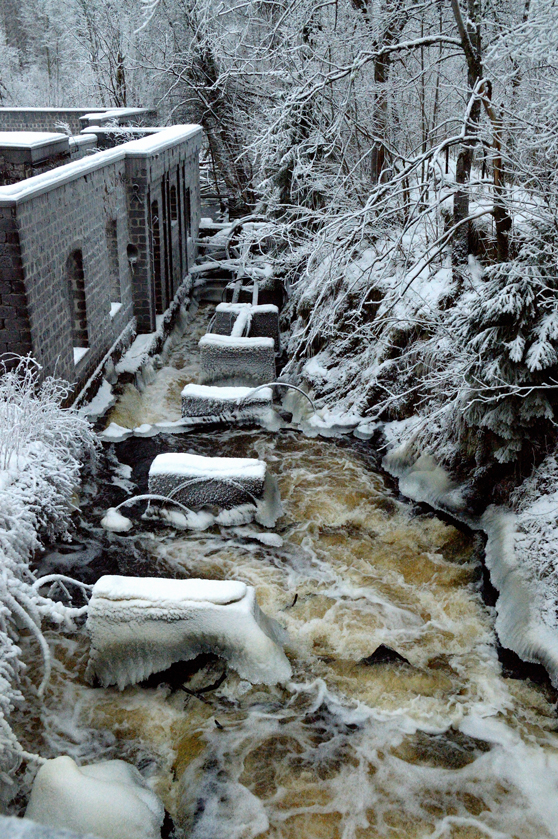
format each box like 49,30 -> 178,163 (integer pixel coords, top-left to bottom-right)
16,305 -> 558,838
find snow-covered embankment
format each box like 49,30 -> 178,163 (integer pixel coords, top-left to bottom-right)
384,444 -> 558,688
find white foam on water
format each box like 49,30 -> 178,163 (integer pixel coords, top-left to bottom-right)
18,300 -> 558,839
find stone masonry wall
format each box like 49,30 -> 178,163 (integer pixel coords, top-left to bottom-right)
0,126 -> 202,392
0,151 -> 71,186
0,206 -> 31,359
126,137 -> 202,332
0,110 -> 101,135
14,161 -> 134,385
0,108 -> 158,135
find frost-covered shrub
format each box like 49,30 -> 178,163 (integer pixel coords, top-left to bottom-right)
0,357 -> 97,795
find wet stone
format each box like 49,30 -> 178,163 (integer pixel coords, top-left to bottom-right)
392,728 -> 492,770
360,645 -> 411,667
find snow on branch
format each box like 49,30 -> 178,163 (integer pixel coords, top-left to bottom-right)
0,356 -> 97,788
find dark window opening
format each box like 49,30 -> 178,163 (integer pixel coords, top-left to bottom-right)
184,186 -> 191,237
127,243 -> 139,266
151,201 -> 163,314
170,184 -> 178,222
66,249 -> 89,358
106,218 -> 121,305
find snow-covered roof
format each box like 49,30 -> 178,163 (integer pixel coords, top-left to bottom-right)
93,575 -> 247,605
69,135 -> 97,148
0,106 -> 103,113
81,107 -> 153,123
0,124 -> 202,207
149,452 -> 266,480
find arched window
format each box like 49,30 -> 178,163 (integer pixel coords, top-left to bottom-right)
66,249 -> 89,358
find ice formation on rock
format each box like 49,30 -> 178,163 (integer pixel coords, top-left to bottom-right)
482,507 -> 558,688
24,756 -> 164,839
384,442 -> 558,688
101,507 -> 133,532
85,575 -> 292,689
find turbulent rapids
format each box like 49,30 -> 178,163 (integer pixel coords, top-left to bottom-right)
16,304 -> 558,839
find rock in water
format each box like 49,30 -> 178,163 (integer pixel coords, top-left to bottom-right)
360,645 -> 411,666
25,756 -> 164,839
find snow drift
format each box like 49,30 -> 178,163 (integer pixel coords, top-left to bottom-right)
85,576 -> 292,689
25,756 -> 164,839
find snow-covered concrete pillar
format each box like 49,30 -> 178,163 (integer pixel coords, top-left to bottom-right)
148,452 -> 267,508
181,383 -> 273,423
212,302 -> 280,351
199,334 -> 275,386
85,576 -> 291,688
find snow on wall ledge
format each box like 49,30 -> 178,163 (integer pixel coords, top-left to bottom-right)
85,576 -> 292,689
383,443 -> 558,688
0,125 -> 202,207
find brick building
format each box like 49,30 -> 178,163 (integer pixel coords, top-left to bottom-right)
0,123 -> 202,391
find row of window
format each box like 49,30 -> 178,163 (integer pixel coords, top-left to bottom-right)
66,173 -> 192,364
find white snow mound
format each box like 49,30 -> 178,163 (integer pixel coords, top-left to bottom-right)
25,756 -> 164,839
149,452 -> 266,481
85,575 -> 291,688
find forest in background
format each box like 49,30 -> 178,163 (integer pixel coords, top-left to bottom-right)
3,0 -> 558,481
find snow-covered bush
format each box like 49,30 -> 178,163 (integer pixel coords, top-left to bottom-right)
0,357 -> 97,796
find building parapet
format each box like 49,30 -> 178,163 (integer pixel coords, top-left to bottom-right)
0,125 -> 202,206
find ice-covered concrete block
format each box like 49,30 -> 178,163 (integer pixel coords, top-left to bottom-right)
212,302 -> 250,336
199,333 -> 275,386
181,383 -> 273,423
24,757 -> 164,839
248,304 -> 280,352
85,575 -> 292,688
148,452 -> 266,509
213,303 -> 280,351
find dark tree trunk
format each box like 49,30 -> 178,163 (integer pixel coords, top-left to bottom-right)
450,0 -> 483,280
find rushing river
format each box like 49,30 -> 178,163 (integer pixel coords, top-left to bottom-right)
16,304 -> 558,838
